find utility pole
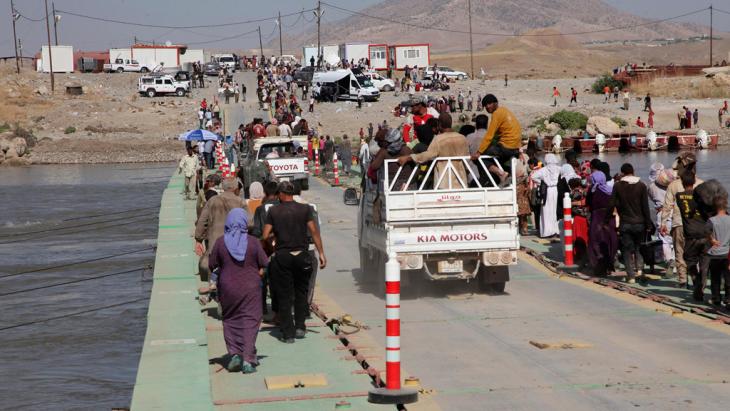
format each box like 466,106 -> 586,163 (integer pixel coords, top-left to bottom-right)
10,0 -> 20,74
467,0 -> 474,80
18,38 -> 23,67
52,1 -> 58,45
314,1 -> 324,65
258,26 -> 264,62
278,11 -> 283,57
710,4 -> 713,67
44,0 -> 54,92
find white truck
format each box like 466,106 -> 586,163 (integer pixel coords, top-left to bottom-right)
213,54 -> 236,72
355,71 -> 395,92
358,156 -> 519,292
239,137 -> 310,196
104,58 -> 151,73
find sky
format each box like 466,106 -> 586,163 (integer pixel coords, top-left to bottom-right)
1,0 -> 728,57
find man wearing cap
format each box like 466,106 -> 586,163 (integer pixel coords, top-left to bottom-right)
398,113 -> 469,189
660,152 -> 702,288
262,181 -> 327,343
472,94 -> 522,186
404,96 -> 439,143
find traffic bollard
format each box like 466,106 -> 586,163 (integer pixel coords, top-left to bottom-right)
332,152 -> 340,186
368,252 -> 418,405
563,192 -> 574,266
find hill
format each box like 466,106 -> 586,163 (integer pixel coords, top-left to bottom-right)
290,0 -> 706,52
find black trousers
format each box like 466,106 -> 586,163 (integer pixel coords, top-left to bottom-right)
271,251 -> 312,339
684,237 -> 708,300
707,257 -> 730,303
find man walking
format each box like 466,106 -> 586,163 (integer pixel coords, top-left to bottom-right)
606,163 -> 653,284
339,135 -> 352,176
324,135 -> 335,173
661,153 -> 702,289
262,181 -> 326,343
195,178 -> 247,281
177,146 -> 200,200
569,87 -> 577,106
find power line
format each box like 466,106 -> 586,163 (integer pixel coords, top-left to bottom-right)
55,8 -> 315,29
0,211 -> 159,238
715,7 -> 730,16
0,247 -> 155,279
0,297 -> 150,332
0,266 -> 150,297
0,215 -> 158,245
186,27 -> 260,46
320,2 -> 711,37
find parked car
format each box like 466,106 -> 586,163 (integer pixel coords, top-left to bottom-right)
293,66 -> 315,84
424,66 -> 468,81
138,74 -> 190,97
204,62 -> 221,76
353,69 -> 395,91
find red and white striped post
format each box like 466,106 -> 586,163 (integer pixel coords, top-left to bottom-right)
332,152 -> 340,186
563,192 -> 574,266
368,252 -> 418,405
314,149 -> 320,176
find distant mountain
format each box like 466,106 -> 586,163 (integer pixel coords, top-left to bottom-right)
287,0 -> 706,52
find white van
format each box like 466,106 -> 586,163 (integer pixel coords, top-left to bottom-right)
312,69 -> 380,102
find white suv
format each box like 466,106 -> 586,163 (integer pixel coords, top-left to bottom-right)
138,74 -> 190,97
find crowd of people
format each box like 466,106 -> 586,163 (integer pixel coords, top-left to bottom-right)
355,92 -> 730,309
180,168 -> 327,374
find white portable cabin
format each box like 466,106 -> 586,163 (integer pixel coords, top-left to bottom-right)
39,45 -> 74,73
368,44 -> 388,70
179,49 -> 204,66
388,44 -> 430,70
131,44 -> 187,69
302,45 -> 340,66
339,43 -> 369,63
109,48 -> 132,62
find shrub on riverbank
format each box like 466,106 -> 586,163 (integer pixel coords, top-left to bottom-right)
548,110 -> 588,131
592,74 -> 624,94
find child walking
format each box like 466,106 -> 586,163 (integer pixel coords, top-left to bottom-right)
706,195 -> 730,306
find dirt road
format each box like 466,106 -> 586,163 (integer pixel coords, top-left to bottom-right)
305,178 -> 730,410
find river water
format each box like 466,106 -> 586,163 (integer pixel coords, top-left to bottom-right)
0,163 -> 173,410
0,151 -> 727,410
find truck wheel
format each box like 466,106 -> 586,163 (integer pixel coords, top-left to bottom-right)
146,89 -> 156,98
478,266 -> 509,293
300,178 -> 309,191
176,88 -> 185,97
116,67 -> 124,73
457,74 -> 465,81
383,85 -> 393,92
140,67 -> 149,73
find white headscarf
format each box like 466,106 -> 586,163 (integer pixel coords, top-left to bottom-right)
561,164 -> 579,183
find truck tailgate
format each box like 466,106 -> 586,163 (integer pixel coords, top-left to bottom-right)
388,220 -> 519,254
265,158 -> 307,177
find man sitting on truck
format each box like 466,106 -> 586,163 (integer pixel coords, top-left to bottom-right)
397,113 -> 469,190
471,94 -> 522,187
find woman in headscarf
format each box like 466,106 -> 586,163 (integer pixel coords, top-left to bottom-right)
587,170 -> 618,276
530,154 -> 561,238
246,182 -> 265,216
515,149 -> 532,235
208,208 -> 269,373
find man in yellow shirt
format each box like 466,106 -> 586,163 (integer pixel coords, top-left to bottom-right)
471,94 -> 522,186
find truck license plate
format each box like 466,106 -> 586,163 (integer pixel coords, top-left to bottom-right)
437,260 -> 463,273
278,176 -> 290,182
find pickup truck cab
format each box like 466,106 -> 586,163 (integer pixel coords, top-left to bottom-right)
238,137 -> 309,196
424,66 -> 468,81
138,74 -> 190,97
104,58 -> 150,73
359,155 -> 519,293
